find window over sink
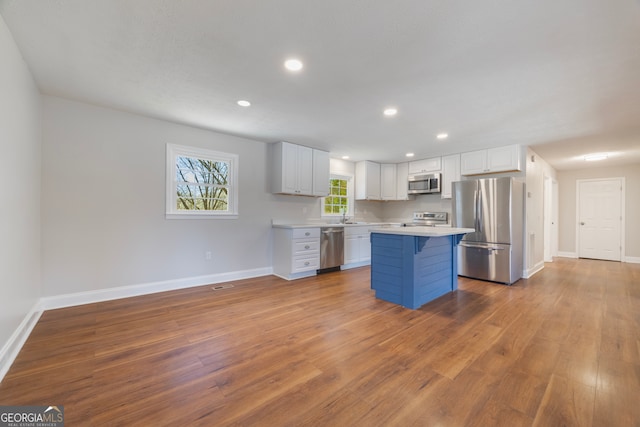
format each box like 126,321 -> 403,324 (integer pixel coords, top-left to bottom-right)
321,174 -> 354,218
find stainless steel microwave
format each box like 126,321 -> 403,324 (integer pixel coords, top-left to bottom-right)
408,173 -> 441,194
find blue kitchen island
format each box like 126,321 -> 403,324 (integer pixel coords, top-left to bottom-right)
369,226 -> 474,309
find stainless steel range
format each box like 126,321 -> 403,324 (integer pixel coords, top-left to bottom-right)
402,211 -> 449,227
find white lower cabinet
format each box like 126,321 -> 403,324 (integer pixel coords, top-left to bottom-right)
272,227 -> 320,280
342,226 -> 372,268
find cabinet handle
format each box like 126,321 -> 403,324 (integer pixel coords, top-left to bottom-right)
305,245 -> 310,249
305,232 -> 310,236
304,261 -> 310,266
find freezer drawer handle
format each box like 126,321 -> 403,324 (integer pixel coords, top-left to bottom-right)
461,243 -> 505,251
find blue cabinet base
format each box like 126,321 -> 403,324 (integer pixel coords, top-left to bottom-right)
370,233 -> 465,309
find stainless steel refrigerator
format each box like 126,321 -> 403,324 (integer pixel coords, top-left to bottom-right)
452,177 -> 524,285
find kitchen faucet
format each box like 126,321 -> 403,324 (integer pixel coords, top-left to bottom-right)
341,211 -> 349,224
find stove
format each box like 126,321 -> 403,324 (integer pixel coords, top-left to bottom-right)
402,211 -> 449,227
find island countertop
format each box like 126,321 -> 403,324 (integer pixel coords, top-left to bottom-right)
369,226 -> 475,237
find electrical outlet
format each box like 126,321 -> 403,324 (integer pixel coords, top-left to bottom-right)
205,251 -> 212,260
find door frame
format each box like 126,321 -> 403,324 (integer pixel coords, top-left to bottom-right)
543,175 -> 558,262
575,177 -> 625,261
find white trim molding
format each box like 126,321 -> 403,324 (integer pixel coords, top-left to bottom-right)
625,256 -> 640,264
0,302 -> 43,383
40,267 -> 272,311
523,261 -> 544,279
557,251 -> 578,259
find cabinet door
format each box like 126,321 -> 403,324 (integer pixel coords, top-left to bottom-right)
280,142 -> 299,193
460,149 -> 487,175
487,145 -> 521,172
441,154 -> 460,199
366,161 -> 381,200
396,162 -> 410,200
344,235 -> 359,264
380,164 -> 397,200
408,157 -> 442,174
359,233 -> 371,262
297,145 -> 313,195
312,149 -> 330,196
356,161 -> 381,200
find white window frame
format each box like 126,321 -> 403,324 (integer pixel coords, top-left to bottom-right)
166,143 -> 239,219
321,174 -> 354,218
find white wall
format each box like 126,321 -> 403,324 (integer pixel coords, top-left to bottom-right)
40,97 -> 337,297
0,15 -> 42,367
524,148 -> 556,275
557,163 -> 640,260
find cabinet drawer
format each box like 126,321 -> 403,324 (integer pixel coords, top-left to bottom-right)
293,256 -> 319,272
293,239 -> 320,254
292,228 -> 320,239
344,226 -> 371,237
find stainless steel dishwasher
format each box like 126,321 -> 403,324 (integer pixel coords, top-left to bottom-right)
319,227 -> 344,271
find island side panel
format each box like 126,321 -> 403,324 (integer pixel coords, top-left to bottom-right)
411,235 -> 455,308
371,233 -> 460,309
370,233 -> 407,306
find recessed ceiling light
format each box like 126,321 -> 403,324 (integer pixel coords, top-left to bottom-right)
342,155 -> 350,160
383,108 -> 398,116
436,133 -> 448,140
585,153 -> 608,161
284,58 -> 303,71
406,153 -> 414,157
237,100 -> 251,107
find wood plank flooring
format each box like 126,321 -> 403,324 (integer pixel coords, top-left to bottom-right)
1,258 -> 639,426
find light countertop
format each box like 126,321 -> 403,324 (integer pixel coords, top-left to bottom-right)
369,226 -> 475,237
272,222 -> 398,229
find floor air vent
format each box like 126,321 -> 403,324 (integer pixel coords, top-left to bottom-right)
212,284 -> 234,291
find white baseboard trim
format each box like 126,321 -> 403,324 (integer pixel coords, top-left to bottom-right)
40,267 -> 273,311
0,302 -> 43,383
625,256 -> 640,264
523,261 -> 544,279
557,251 -> 578,259
341,261 -> 371,270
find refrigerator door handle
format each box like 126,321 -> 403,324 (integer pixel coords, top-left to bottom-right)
477,189 -> 483,234
474,191 -> 480,232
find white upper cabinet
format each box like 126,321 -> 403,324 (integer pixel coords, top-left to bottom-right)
312,149 -> 330,196
460,149 -> 486,175
272,141 -> 326,196
441,154 -> 460,199
460,144 -> 521,175
380,163 -> 397,200
408,157 -> 441,174
487,145 -> 521,172
395,162 -> 411,200
355,161 -> 381,200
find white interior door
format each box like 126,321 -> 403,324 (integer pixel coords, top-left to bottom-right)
577,178 -> 622,261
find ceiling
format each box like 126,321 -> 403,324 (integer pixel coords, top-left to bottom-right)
1,0 -> 639,170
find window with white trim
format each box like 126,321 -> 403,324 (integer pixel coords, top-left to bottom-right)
321,175 -> 354,217
166,144 -> 238,219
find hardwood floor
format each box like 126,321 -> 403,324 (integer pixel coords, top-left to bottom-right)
1,258 -> 639,426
